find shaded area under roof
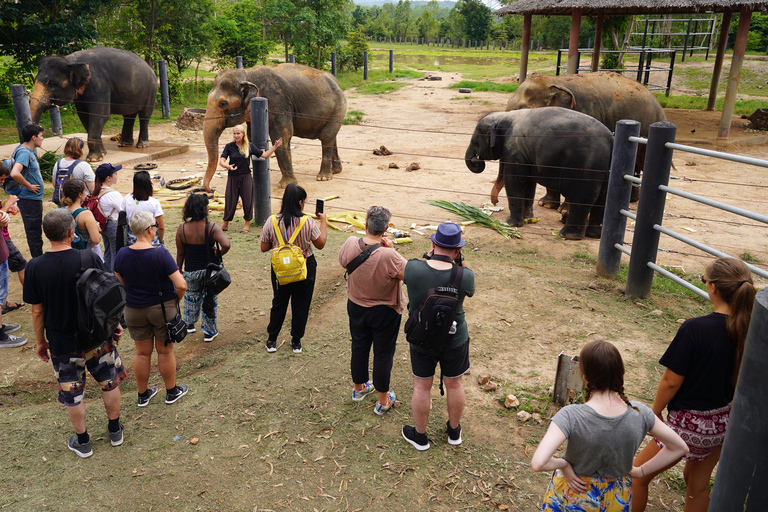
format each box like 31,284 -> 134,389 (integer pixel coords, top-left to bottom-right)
494,0 -> 768,16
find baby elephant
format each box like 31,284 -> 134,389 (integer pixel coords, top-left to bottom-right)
465,108 -> 613,240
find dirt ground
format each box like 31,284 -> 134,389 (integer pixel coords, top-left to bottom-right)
1,69 -> 766,511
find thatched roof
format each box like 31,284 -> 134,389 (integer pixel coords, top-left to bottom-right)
494,0 -> 768,16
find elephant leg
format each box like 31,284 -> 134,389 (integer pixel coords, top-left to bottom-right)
559,203 -> 590,240
82,108 -> 108,162
119,114 -> 136,147
523,179 -> 536,219
331,138 -> 342,175
559,202 -> 570,224
274,131 -> 297,188
316,135 -> 335,181
538,187 -> 561,210
585,187 -> 607,239
137,108 -> 152,148
503,168 -> 527,227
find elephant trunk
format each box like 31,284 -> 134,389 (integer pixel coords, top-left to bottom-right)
202,100 -> 226,192
29,81 -> 52,124
465,146 -> 485,174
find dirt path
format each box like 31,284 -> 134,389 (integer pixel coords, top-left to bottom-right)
1,70 -> 766,511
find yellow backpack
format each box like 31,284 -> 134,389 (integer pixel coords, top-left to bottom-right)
270,215 -> 309,285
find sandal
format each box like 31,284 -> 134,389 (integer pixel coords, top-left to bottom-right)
2,301 -> 25,315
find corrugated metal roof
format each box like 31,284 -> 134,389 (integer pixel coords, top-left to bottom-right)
494,0 -> 768,16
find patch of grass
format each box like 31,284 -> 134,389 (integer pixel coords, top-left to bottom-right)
571,250 -> 597,265
740,252 -> 760,263
335,68 -> 422,91
449,80 -> 518,93
654,93 -> 763,116
355,81 -> 410,95
343,110 -> 365,125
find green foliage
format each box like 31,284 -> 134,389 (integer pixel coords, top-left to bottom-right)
457,0 -> 492,41
286,0 -> 350,69
417,0 -> 440,39
653,94 -> 764,116
448,80 -> 518,93
355,82 -> 410,94
601,52 -> 623,71
212,1 -> 275,68
339,27 -> 369,72
343,110 -> 365,124
38,150 -> 63,182
335,68 -> 422,91
740,252 -> 760,263
0,0 -> 109,76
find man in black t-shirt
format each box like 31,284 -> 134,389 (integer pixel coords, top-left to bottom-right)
23,209 -> 127,458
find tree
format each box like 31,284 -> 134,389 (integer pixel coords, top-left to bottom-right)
393,0 -> 415,39
456,0 -> 491,42
417,0 -> 439,40
212,1 -> 275,68
290,0 -> 351,69
0,0 -> 111,80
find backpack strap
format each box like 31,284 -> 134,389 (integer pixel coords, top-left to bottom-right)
79,248 -> 91,272
287,215 -> 309,245
271,215 -> 285,246
345,238 -> 380,278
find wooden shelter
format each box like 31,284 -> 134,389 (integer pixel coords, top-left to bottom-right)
494,0 -> 768,138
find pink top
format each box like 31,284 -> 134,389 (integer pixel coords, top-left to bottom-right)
338,236 -> 407,314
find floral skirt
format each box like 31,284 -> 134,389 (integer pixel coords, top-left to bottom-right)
656,403 -> 731,461
541,469 -> 631,512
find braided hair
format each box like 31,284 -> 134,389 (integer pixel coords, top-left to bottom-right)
580,340 -> 638,410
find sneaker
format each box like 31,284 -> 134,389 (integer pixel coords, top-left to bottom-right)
266,340 -> 277,353
374,390 -> 396,416
291,340 -> 302,354
446,421 -> 462,446
203,332 -> 218,343
137,386 -> 158,407
2,323 -> 21,334
67,434 -> 93,458
352,381 -> 375,402
402,425 -> 430,451
0,334 -> 27,348
109,423 -> 124,447
165,384 -> 189,404
187,326 -> 196,334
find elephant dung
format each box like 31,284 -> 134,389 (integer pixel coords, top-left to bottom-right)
516,411 -> 532,423
504,394 -> 520,409
405,162 -> 420,172
477,373 -> 491,385
388,162 -> 399,169
748,108 -> 768,130
483,381 -> 497,392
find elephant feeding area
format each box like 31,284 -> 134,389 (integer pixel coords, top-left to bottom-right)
2,69 -> 768,511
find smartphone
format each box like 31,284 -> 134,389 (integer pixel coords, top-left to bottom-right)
316,199 -> 324,215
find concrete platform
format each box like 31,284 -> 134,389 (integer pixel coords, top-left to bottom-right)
0,132 -> 189,168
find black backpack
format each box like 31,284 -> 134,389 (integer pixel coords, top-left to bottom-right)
404,255 -> 464,356
76,250 -> 126,352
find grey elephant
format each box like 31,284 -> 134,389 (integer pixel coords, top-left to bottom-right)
203,64 -> 346,190
466,108 -> 613,240
30,47 -> 157,162
503,71 -> 666,209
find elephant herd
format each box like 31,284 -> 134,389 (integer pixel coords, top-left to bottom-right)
29,48 -> 666,241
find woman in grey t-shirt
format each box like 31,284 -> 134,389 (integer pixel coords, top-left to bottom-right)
531,341 -> 688,511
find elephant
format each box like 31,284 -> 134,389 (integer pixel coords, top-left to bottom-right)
504,71 -> 666,209
30,47 -> 157,162
203,64 -> 347,191
466,108 -> 613,240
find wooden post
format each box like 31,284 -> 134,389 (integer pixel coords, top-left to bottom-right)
718,6 -> 752,139
566,8 -> 582,75
519,13 -> 531,83
591,10 -> 604,72
553,352 -> 582,406
707,9 -> 732,111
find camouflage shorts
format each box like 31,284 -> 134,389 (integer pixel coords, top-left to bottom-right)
51,339 -> 127,406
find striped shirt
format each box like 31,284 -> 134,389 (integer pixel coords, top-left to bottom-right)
260,214 -> 320,258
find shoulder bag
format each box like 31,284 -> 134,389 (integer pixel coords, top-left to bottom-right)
204,222 -> 231,295
153,248 -> 187,346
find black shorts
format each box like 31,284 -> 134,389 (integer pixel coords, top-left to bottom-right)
6,239 -> 26,273
410,339 -> 470,379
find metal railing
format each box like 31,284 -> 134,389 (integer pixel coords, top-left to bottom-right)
597,120 -> 768,299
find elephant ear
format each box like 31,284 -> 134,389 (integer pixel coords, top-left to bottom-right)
68,63 -> 91,96
547,85 -> 576,108
489,125 -> 501,158
239,81 -> 260,103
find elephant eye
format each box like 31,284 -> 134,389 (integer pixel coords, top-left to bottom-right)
219,100 -> 228,109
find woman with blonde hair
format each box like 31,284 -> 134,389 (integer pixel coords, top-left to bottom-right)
61,179 -> 102,258
632,257 -> 756,512
532,340 -> 688,511
114,211 -> 189,406
218,123 -> 282,233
